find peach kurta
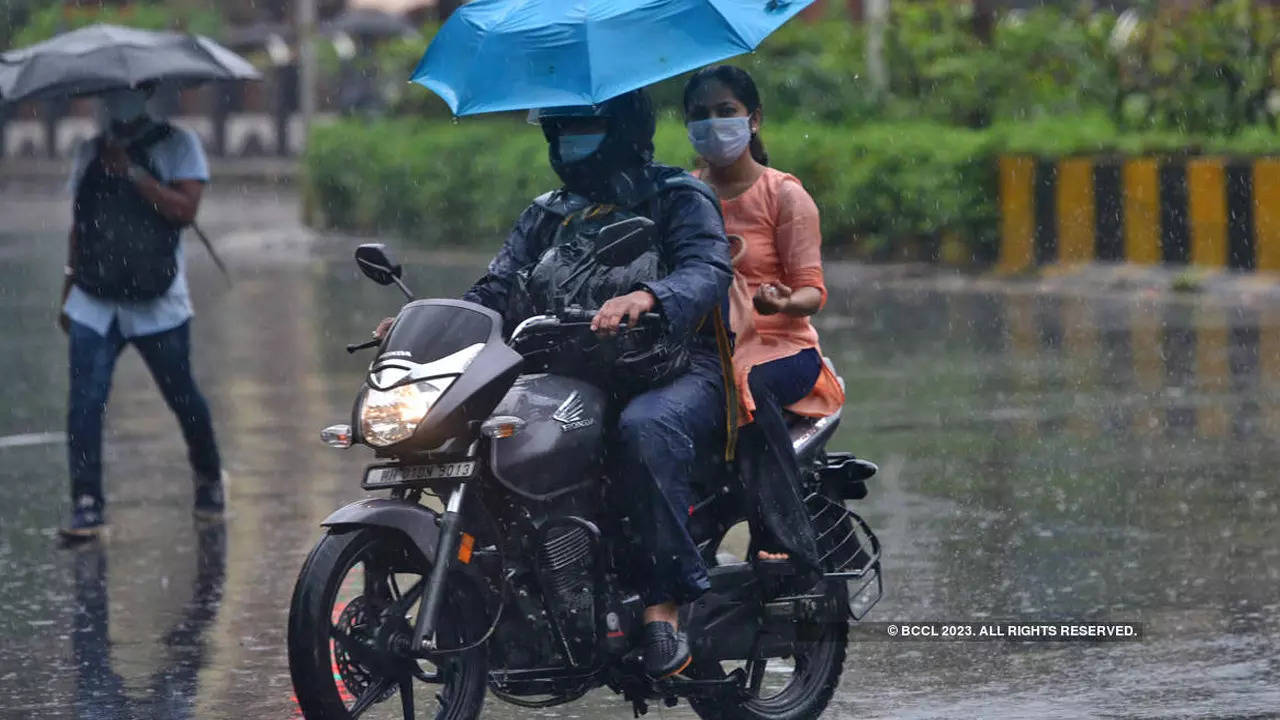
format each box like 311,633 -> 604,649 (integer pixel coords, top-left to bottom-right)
702,167 -> 845,424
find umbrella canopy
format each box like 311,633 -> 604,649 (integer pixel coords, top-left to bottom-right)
0,24 -> 261,105
410,0 -> 814,116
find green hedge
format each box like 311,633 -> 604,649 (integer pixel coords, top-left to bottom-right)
303,117 -> 1000,259
303,113 -> 1280,261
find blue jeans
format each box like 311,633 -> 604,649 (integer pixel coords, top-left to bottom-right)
67,320 -> 221,509
613,350 -> 726,607
749,348 -> 823,409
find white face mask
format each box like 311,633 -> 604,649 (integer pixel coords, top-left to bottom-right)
103,88 -> 149,124
687,116 -> 752,167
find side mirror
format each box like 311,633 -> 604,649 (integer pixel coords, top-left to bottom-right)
595,216 -> 655,267
355,243 -> 402,286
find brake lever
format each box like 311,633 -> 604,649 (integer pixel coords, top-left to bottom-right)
346,338 -> 380,354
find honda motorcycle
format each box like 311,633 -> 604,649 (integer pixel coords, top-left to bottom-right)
288,229 -> 882,720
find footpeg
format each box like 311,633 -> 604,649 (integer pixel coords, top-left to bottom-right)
820,452 -> 876,499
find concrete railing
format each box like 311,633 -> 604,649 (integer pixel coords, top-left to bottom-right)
0,113 -> 333,159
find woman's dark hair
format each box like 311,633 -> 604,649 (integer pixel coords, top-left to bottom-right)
682,64 -> 768,166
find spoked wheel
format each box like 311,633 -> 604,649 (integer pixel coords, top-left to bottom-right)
288,528 -> 488,720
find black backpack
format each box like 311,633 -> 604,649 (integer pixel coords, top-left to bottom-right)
72,122 -> 182,302
510,170 -> 722,394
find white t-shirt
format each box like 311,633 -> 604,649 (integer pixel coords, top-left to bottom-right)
63,123 -> 209,338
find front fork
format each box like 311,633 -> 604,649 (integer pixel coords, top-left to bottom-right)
412,481 -> 467,651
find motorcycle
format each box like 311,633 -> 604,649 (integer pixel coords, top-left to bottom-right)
287,227 -> 882,720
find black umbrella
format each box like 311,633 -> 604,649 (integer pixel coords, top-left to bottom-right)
0,24 -> 261,105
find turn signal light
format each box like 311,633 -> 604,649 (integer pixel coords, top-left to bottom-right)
480,416 -> 526,439
321,424 -> 352,448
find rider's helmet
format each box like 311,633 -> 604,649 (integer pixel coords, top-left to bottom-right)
530,89 -> 656,202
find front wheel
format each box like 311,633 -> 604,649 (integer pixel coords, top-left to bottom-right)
288,528 -> 488,720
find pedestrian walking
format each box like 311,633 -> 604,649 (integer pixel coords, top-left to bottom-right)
57,85 -> 224,539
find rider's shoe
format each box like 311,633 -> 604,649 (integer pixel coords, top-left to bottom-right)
58,495 -> 105,542
643,621 -> 691,679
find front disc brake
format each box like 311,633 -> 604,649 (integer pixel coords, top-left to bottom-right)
334,596 -> 398,704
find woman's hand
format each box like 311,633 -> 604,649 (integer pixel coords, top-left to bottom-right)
591,290 -> 656,336
753,283 -> 792,315
373,316 -> 395,339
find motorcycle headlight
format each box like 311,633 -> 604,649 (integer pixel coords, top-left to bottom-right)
359,379 -> 453,447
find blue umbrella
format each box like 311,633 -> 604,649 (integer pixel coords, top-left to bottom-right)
411,0 -> 814,116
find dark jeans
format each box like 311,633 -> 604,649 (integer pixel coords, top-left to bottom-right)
67,319 -> 221,509
613,350 -> 726,607
741,348 -> 823,567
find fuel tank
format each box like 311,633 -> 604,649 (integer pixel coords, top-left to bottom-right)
487,373 -> 606,501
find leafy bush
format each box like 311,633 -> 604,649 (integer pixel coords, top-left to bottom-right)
1112,0 -> 1280,134
646,20 -> 876,126
303,117 -> 555,243
884,1 -> 1119,127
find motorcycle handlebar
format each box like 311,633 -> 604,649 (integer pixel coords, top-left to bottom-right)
557,307 -> 662,325
508,308 -> 662,346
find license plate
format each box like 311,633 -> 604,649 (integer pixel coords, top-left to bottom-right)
363,461 -> 476,488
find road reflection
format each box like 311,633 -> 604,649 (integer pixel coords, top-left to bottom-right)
71,523 -> 225,720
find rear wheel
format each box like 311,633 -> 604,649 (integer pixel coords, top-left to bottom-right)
689,512 -> 850,720
687,620 -> 847,720
288,528 -> 488,720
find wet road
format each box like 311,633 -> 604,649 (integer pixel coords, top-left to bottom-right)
1,185 -> 1278,719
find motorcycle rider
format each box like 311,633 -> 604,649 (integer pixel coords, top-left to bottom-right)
408,88 -> 732,679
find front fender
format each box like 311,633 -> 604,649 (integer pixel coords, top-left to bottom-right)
322,498 -> 441,564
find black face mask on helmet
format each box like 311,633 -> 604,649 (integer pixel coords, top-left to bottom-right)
541,89 -> 656,204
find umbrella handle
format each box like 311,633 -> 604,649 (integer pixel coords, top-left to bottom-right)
189,221 -> 232,287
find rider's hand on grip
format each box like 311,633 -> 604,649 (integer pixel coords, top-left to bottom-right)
591,290 -> 657,337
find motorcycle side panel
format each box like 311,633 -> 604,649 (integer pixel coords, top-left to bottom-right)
487,374 -> 606,502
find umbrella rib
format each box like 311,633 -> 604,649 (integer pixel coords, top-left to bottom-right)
701,0 -> 761,52
187,37 -> 230,81
584,8 -> 598,103
116,42 -> 135,89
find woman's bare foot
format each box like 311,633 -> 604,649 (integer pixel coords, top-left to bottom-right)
757,550 -> 789,561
